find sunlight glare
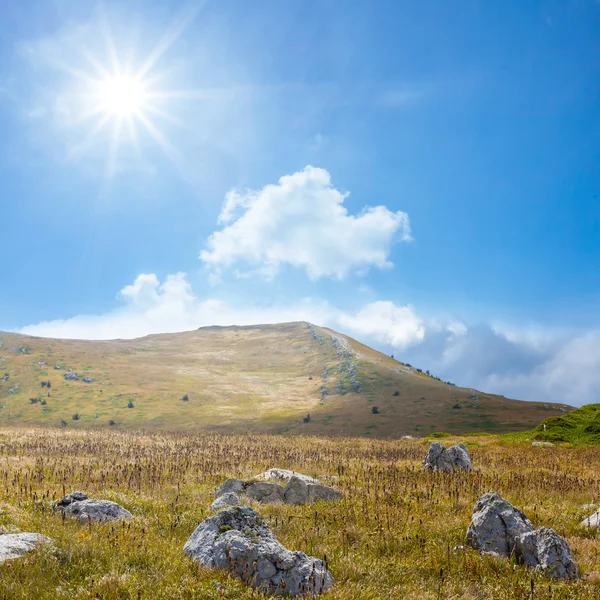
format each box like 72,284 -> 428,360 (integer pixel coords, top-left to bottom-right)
97,75 -> 146,117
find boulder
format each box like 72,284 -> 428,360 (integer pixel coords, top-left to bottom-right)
283,476 -> 343,505
214,478 -> 245,499
532,441 -> 554,447
245,482 -> 284,504
0,533 -> 52,564
55,491 -> 88,507
580,509 -> 600,528
423,442 -> 473,472
63,499 -> 133,523
255,468 -> 320,484
515,528 -> 578,580
466,492 -> 534,556
183,506 -> 333,597
467,493 -> 579,580
212,492 -> 240,511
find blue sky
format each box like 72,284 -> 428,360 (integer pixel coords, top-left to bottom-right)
1,1 -> 599,405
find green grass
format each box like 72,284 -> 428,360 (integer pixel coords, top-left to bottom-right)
505,404 -> 600,446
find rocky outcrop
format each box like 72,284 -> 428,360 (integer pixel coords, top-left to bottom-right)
183,506 -> 333,597
423,442 -> 473,472
0,533 -> 52,564
283,476 -> 343,505
467,493 -> 578,580
55,492 -> 132,523
213,474 -> 342,508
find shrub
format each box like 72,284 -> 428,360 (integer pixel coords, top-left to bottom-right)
127,400 -> 134,409
72,413 -> 80,421
392,391 -> 399,397
109,420 -> 116,426
371,406 -> 380,414
303,413 -> 311,423
60,419 -> 67,427
182,394 -> 189,402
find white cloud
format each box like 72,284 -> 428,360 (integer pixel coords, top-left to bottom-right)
200,166 -> 411,281
338,301 -> 425,348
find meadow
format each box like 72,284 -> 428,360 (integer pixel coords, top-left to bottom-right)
1,428 -> 600,599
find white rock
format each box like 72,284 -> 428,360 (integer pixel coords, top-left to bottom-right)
0,533 -> 52,564
580,509 -> 600,528
467,493 -> 579,580
183,506 -> 333,597
466,492 -> 534,555
532,442 -> 554,447
515,527 -> 578,579
255,469 -> 320,484
64,499 -> 133,523
423,442 -> 473,472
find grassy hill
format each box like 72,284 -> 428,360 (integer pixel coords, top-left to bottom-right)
0,322 -> 571,437
507,403 -> 600,445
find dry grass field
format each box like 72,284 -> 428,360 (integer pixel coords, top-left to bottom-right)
0,323 -> 571,436
1,427 -> 599,599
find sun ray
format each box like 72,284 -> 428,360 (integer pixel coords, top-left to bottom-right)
135,110 -> 181,165
68,112 -> 113,161
105,117 -> 124,180
136,3 -> 202,80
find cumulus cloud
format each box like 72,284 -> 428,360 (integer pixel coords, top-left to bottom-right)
338,301 -> 425,348
200,166 -> 411,281
15,272 -> 600,406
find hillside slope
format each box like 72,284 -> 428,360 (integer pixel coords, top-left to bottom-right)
0,322 -> 571,437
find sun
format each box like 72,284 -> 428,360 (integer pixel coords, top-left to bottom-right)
95,74 -> 147,118
53,5 -> 202,178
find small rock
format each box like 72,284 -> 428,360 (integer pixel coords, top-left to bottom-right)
532,441 -> 554,447
211,492 -> 240,511
283,476 -> 343,505
580,509 -> 600,528
63,499 -> 132,523
423,442 -> 473,472
183,506 -> 333,597
0,533 -> 52,564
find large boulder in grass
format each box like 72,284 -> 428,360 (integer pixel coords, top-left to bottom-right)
255,469 -> 320,484
423,442 -> 473,472
467,493 -> 578,580
283,476 -> 343,505
183,506 -> 333,597
467,492 -> 535,555
515,528 -> 578,580
63,499 -> 133,523
0,533 -> 52,564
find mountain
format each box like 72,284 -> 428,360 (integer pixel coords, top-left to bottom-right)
0,322 -> 571,437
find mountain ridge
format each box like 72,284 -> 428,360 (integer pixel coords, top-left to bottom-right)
0,322 -> 571,437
